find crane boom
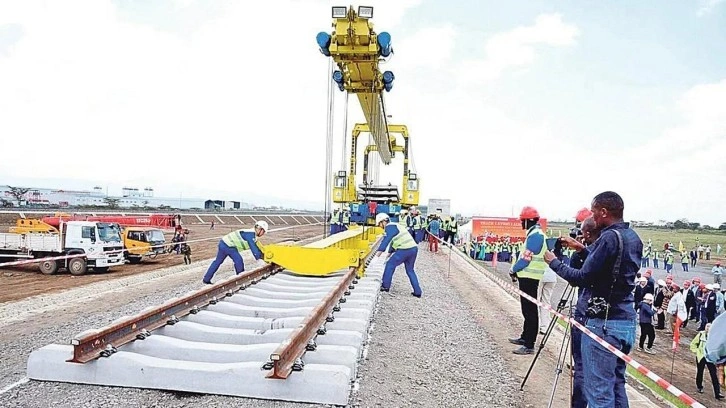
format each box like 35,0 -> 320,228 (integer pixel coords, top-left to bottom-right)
316,5 -> 395,164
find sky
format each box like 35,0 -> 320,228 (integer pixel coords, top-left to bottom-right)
0,0 -> 725,225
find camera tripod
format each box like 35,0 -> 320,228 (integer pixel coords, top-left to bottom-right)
520,283 -> 578,407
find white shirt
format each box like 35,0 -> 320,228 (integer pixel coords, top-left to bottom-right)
713,266 -> 724,275
667,291 -> 688,321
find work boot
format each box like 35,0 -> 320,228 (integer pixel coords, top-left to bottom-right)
508,337 -> 526,346
411,292 -> 422,298
380,287 -> 390,292
512,346 -> 534,355
202,279 -> 213,285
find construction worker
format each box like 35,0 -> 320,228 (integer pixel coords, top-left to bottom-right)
412,210 -> 424,244
441,216 -> 450,240
375,213 -> 422,297
329,208 -> 340,235
202,220 -> 268,284
398,209 -> 409,228
341,209 -> 351,232
508,206 -> 548,355
447,216 -> 458,245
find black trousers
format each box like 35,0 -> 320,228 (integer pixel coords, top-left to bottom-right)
639,323 -> 655,348
696,357 -> 721,397
518,277 -> 540,349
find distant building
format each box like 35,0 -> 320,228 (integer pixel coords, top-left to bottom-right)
0,185 -> 249,211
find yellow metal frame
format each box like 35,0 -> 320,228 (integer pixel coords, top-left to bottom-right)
327,7 -> 392,163
332,123 -> 420,206
262,226 -> 382,276
9,219 -> 58,234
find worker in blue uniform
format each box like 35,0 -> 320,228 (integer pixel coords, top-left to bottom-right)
375,213 -> 422,297
202,220 -> 268,284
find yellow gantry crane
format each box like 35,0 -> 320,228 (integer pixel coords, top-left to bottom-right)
317,5 -> 420,225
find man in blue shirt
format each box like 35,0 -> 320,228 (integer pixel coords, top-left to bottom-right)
427,215 -> 441,253
375,213 -> 422,297
544,191 -> 641,408
202,220 -> 268,284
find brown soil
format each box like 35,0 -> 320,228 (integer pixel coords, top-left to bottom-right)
0,223 -> 324,304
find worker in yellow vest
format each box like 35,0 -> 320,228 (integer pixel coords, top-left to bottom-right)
508,206 -> 548,355
375,213 -> 422,297
203,220 -> 268,284
446,216 -> 458,244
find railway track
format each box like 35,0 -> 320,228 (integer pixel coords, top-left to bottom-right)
27,239 -> 384,406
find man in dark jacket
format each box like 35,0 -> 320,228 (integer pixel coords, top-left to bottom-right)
545,191 -> 641,408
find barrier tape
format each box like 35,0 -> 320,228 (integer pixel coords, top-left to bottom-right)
429,233 -> 706,408
0,223 -> 322,269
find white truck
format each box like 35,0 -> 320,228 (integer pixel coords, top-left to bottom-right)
0,221 -> 125,275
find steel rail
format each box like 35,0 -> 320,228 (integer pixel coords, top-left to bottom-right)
68,263 -> 281,363
265,238 -> 380,379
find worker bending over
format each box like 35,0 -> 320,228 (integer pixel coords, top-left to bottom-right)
202,220 -> 268,284
375,213 -> 422,297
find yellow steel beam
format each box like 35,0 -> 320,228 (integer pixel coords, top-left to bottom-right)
323,7 -> 393,163
262,226 -> 382,276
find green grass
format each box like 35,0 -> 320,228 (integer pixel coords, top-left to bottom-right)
547,223 -> 726,263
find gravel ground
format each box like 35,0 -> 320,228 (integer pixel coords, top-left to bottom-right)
350,247 -> 522,408
0,234 -> 330,408
1,238 -> 521,408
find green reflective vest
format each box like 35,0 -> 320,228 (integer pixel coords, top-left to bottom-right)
449,220 -> 458,232
222,230 -> 252,251
342,212 -> 350,224
516,226 -> 548,280
390,223 -> 417,250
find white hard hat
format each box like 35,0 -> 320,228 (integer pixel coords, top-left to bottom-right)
254,220 -> 269,232
706,284 -> 714,290
639,277 -> 647,282
714,283 -> 721,290
657,279 -> 666,286
375,213 -> 390,225
644,293 -> 654,301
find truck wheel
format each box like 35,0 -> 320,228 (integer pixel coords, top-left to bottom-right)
94,267 -> 109,273
68,258 -> 87,276
39,260 -> 59,275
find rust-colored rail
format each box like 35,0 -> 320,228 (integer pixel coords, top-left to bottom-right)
68,263 -> 280,363
266,241 -> 379,379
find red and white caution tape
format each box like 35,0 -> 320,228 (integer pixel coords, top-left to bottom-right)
432,235 -> 706,408
0,223 -> 321,269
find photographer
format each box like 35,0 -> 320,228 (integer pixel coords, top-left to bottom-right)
560,215 -> 600,408
543,191 -> 642,408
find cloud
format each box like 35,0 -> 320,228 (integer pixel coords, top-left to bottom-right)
459,13 -> 579,83
697,0 -> 725,16
0,0 -> 421,203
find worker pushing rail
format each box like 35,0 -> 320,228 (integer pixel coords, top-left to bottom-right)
202,220 -> 268,284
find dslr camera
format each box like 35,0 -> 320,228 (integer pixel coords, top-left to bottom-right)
585,297 -> 610,319
569,227 -> 582,239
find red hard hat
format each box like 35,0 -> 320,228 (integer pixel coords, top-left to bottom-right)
575,207 -> 593,222
519,206 -> 540,220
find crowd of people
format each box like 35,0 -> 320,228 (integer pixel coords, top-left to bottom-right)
499,192 -> 725,407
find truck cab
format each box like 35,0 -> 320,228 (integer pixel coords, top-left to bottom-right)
61,221 -> 125,274
122,227 -> 166,264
